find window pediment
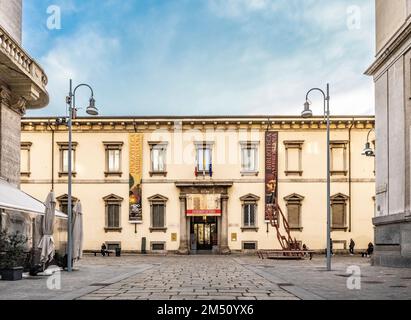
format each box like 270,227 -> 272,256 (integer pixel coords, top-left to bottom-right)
103,194 -> 124,202
240,193 -> 260,202
284,193 -> 305,202
148,194 -> 168,202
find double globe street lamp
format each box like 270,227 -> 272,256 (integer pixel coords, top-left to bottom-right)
301,83 -> 332,271
65,79 -> 99,272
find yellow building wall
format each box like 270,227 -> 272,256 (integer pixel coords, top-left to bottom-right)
21,117 -> 375,252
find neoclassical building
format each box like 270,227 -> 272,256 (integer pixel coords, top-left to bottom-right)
366,0 -> 411,267
20,116 -> 375,254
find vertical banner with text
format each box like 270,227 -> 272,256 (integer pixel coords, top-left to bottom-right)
265,131 -> 278,221
129,133 -> 143,223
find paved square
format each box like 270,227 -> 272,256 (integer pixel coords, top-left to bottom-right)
78,256 -> 298,300
1,255 -> 410,300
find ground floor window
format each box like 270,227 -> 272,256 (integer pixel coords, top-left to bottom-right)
148,194 -> 168,231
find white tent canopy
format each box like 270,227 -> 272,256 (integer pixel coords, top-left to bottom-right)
0,179 -> 65,217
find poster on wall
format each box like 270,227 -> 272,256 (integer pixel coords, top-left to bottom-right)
186,194 -> 221,216
265,131 -> 278,221
129,133 -> 143,223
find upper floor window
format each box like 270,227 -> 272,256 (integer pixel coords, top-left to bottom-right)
284,193 -> 305,231
148,194 -> 168,232
330,141 -> 348,176
283,141 -> 304,176
20,142 -> 32,177
240,141 -> 259,175
331,193 -> 349,231
195,142 -> 213,176
149,142 -> 168,177
240,194 -> 260,231
56,194 -> 78,215
57,142 -> 77,177
103,194 -> 123,232
103,142 -> 123,177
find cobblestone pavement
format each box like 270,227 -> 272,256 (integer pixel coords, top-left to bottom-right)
1,255 -> 410,300
78,256 -> 298,300
236,256 -> 411,300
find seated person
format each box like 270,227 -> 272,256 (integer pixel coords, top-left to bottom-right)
101,243 -> 107,256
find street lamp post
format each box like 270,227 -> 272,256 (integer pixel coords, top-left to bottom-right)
302,83 -> 332,271
362,129 -> 375,157
66,79 -> 99,272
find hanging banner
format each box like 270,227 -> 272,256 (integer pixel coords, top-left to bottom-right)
265,131 -> 278,221
186,194 -> 221,216
129,133 -> 143,223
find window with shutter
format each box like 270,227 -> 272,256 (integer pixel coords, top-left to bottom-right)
103,194 -> 123,232
332,203 -> 345,228
330,193 -> 348,230
287,204 -> 300,228
283,193 -> 304,231
240,194 -> 260,231
148,194 -> 168,232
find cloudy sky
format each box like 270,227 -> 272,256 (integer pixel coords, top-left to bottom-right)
23,0 -> 375,117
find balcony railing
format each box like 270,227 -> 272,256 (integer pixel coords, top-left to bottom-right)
0,25 -> 48,108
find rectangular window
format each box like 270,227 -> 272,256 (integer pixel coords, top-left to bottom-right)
242,242 -> 257,250
330,141 -> 348,176
20,143 -> 31,176
108,149 -> 121,172
58,142 -> 77,176
287,204 -> 300,229
151,204 -> 165,228
62,149 -> 75,173
283,141 -> 304,176
243,203 -> 256,227
197,147 -> 212,172
241,143 -> 258,173
150,144 -> 167,173
107,204 -> 120,228
332,203 -> 346,229
104,142 -> 123,176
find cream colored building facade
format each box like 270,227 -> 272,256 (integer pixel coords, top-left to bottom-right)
21,116 -> 375,253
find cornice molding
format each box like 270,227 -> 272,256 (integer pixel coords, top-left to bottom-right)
365,18 -> 411,76
21,117 -> 375,133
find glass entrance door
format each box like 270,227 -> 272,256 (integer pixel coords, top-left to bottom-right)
191,216 -> 218,251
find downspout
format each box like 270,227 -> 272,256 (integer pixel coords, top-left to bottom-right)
47,120 -> 55,190
348,118 -> 354,232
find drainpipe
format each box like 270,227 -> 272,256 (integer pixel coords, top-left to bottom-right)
348,118 -> 354,232
47,120 -> 55,190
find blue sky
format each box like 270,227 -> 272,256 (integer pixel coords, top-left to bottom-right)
23,0 -> 375,117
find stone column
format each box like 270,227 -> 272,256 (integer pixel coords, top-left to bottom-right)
220,194 -> 231,254
178,194 -> 189,254
0,86 -> 25,187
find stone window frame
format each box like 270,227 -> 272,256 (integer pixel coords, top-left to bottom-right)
105,241 -> 121,251
283,140 -> 304,176
330,141 -> 348,176
240,193 -> 260,232
150,241 -> 166,252
148,141 -> 168,177
242,241 -> 258,251
330,193 -> 349,231
57,142 -> 78,177
194,141 -> 214,176
103,141 -> 123,177
148,194 -> 168,232
103,194 -> 124,232
239,141 -> 259,176
56,194 -> 78,215
284,193 -> 305,231
20,142 -> 32,177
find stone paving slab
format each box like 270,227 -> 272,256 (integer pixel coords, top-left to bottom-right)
79,256 -> 297,300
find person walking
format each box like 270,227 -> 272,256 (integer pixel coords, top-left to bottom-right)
349,239 -> 355,255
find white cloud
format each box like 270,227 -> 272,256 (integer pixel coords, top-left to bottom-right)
37,29 -> 120,116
